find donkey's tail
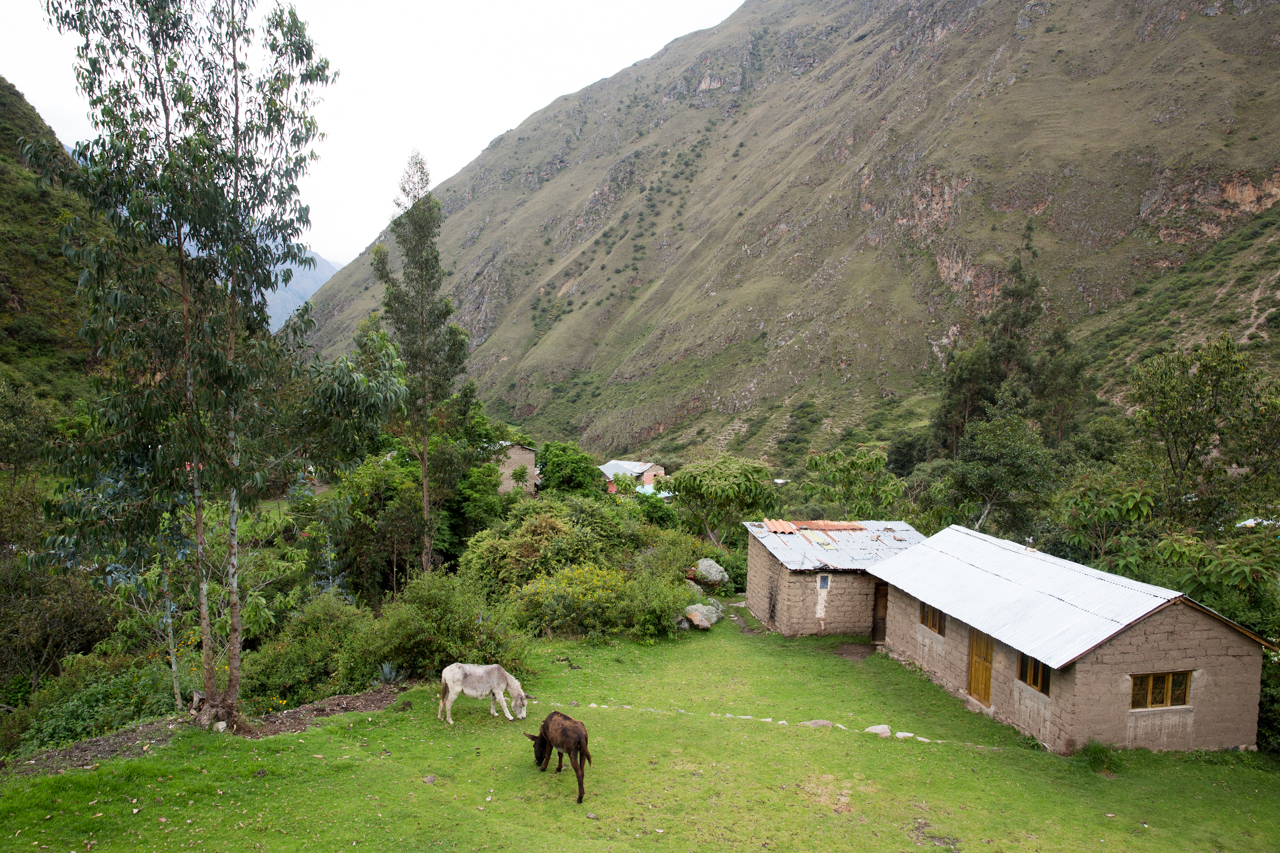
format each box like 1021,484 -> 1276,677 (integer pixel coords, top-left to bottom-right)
580,744 -> 592,767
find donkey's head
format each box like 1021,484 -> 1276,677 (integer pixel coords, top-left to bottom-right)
512,690 -> 528,720
524,732 -> 549,766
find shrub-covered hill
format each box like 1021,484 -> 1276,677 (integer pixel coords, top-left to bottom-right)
0,74 -> 94,403
309,0 -> 1280,460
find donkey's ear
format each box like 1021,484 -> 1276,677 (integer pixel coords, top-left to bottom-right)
524,733 -> 537,741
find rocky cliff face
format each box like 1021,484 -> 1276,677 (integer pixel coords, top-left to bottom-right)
310,0 -> 1280,457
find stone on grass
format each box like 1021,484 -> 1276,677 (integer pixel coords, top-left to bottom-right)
684,606 -> 717,629
675,617 -> 691,631
694,558 -> 730,586
799,720 -> 832,728
864,725 -> 891,737
685,579 -> 702,595
896,731 -> 915,739
422,775 -> 436,785
916,737 -> 930,743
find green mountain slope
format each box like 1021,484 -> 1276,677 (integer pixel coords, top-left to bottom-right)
0,74 -> 94,402
310,0 -> 1280,459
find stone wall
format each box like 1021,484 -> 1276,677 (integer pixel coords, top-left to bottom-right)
1070,601 -> 1263,752
498,445 -> 537,496
882,587 -> 1264,753
746,537 -> 877,636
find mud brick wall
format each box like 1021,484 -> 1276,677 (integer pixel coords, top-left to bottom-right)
746,538 -> 876,636
497,445 -> 537,496
882,587 -> 1264,753
1071,602 -> 1263,752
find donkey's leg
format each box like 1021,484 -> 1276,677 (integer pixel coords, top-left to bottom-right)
438,681 -> 449,721
569,751 -> 585,803
540,749 -> 552,772
489,693 -> 499,716
444,691 -> 458,725
495,690 -> 513,721
555,750 -> 565,772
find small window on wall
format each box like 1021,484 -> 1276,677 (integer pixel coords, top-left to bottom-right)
1018,653 -> 1051,696
818,575 -> 830,590
920,603 -> 946,635
1131,672 -> 1191,709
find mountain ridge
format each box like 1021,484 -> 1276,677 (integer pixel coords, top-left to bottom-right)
309,0 -> 1280,459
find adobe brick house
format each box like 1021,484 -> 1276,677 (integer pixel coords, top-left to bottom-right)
744,520 -> 925,638
599,460 -> 665,494
497,443 -> 538,496
872,525 -> 1273,753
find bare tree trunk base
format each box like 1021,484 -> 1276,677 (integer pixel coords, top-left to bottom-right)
193,700 -> 254,735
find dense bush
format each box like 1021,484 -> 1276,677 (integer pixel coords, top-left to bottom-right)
240,592 -> 371,713
3,655 -> 189,756
339,572 -> 527,689
512,563 -> 693,641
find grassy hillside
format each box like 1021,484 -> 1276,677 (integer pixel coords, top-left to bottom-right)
5,624 -> 1279,851
0,74 -> 94,403
310,0 -> 1280,460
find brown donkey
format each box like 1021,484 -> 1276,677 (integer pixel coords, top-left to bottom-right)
525,710 -> 592,803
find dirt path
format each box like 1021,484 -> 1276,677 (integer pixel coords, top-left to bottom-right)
0,684 -> 411,781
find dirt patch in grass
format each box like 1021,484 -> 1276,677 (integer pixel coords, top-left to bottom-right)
728,612 -> 762,634
835,643 -> 876,661
249,685 -> 408,738
0,685 -> 410,780
911,818 -> 961,850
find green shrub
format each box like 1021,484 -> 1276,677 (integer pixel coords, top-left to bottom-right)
619,569 -> 696,641
240,592 -> 371,714
340,573 -> 527,689
8,656 -> 186,756
513,563 -> 627,639
1075,739 -> 1124,773
718,549 -> 748,593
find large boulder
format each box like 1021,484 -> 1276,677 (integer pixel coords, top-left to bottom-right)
693,558 -> 730,586
685,610 -> 712,630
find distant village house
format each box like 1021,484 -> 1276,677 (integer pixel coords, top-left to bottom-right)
598,460 -> 665,494
497,442 -> 539,496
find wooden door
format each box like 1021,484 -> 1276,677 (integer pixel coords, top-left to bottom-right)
968,630 -> 994,707
872,582 -> 888,643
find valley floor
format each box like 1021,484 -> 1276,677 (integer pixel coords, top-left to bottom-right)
3,608 -> 1278,852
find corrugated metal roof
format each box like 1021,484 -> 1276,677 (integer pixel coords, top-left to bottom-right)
867,526 -> 1189,669
762,519 -> 868,534
599,460 -> 657,480
744,520 -> 925,573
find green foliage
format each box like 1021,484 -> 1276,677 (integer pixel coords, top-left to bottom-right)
1132,334 -> 1280,525
1057,468 -> 1156,567
537,441 -> 604,494
340,572 -> 526,687
662,455 -> 777,549
6,655 -> 189,756
0,478 -> 112,698
0,378 -> 60,481
1075,739 -> 1125,774
954,389 -> 1055,535
240,593 -> 371,713
512,562 -> 691,641
513,563 -> 628,638
803,445 -> 906,520
373,153 -> 470,569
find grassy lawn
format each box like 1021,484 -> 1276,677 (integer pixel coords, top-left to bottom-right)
4,612 -> 1278,852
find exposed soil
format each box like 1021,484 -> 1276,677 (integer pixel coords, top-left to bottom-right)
729,613 -> 761,635
0,684 -> 411,781
835,643 -> 876,662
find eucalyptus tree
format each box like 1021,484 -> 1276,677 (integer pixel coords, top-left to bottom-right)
31,0 -> 403,726
373,153 -> 470,571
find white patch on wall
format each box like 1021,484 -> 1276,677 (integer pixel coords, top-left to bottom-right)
816,574 -> 830,632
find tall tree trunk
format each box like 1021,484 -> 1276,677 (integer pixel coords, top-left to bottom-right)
162,558 -> 183,712
224,481 -> 242,717
193,462 -> 218,706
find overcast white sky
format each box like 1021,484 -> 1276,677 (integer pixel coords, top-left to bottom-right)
2,0 -> 744,266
